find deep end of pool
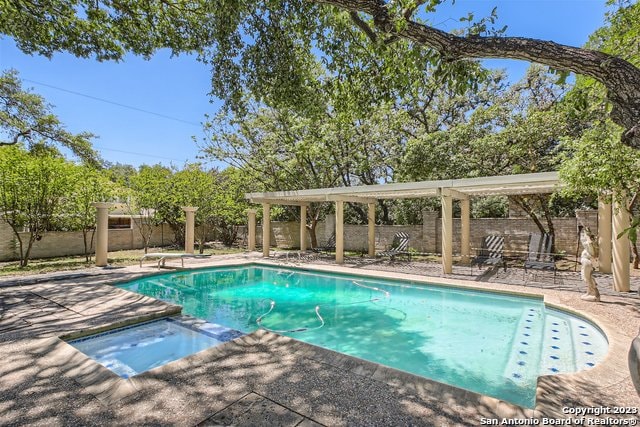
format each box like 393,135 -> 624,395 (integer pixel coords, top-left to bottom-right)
67,316 -> 244,378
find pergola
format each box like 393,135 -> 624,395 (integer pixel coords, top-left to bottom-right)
245,171 -> 631,292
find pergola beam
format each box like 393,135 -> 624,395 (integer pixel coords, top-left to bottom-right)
246,172 -> 561,205
442,188 -> 469,200
250,198 -> 310,206
459,185 -> 560,197
326,195 -> 377,204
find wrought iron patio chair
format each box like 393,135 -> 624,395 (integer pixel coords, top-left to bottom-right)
312,232 -> 336,254
378,232 -> 411,261
471,235 -> 507,272
523,232 -> 557,283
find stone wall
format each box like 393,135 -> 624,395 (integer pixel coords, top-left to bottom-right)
250,210 -> 598,257
253,221 -> 317,249
0,221 -> 172,261
0,210 -> 599,261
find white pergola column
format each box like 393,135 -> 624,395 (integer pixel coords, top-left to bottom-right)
262,203 -> 271,257
460,198 -> 470,264
335,200 -> 344,264
92,202 -> 114,267
612,193 -> 630,292
441,192 -> 453,274
368,202 -> 376,257
182,206 -> 198,254
300,205 -> 307,251
597,196 -> 612,274
247,209 -> 257,251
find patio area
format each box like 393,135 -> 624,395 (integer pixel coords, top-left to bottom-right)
1,253 -> 638,426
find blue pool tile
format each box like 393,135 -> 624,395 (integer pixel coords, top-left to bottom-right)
551,345 -> 560,349
513,373 -> 522,379
519,351 -> 527,355
550,355 -> 559,360
218,330 -> 245,341
517,361 -> 526,366
549,367 -> 559,373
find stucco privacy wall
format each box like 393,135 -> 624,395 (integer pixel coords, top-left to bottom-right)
253,210 -> 598,256
0,222 -> 171,261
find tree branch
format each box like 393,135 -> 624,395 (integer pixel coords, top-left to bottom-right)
349,11 -> 377,43
0,130 -> 31,146
315,0 -> 640,148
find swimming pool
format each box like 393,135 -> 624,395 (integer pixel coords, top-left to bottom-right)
117,265 -> 608,408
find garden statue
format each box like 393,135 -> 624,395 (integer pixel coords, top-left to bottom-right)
579,227 -> 600,302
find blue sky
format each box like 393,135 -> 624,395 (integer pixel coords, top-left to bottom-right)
0,0 -> 609,168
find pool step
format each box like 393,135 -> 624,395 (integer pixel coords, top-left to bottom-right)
540,310 -> 605,374
502,306 -> 544,385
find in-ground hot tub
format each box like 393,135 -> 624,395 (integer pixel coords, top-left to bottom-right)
68,316 -> 243,378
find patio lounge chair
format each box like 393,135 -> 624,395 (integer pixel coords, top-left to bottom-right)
523,232 -> 557,282
139,252 -> 211,269
312,232 -> 336,254
471,235 -> 506,271
379,232 -> 411,261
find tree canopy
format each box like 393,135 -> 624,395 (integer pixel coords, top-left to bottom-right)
2,0 -> 639,149
0,145 -> 75,266
0,69 -> 100,165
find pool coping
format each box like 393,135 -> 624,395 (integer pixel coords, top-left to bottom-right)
47,314 -> 247,405
89,258 -> 634,419
44,323 -> 536,419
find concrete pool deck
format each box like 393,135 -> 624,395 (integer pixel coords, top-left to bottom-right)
1,253 -> 639,426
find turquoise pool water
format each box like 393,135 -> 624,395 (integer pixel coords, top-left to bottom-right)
117,265 -> 608,408
68,318 -> 244,378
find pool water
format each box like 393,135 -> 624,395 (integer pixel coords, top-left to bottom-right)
68,318 -> 243,378
118,265 -> 608,408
